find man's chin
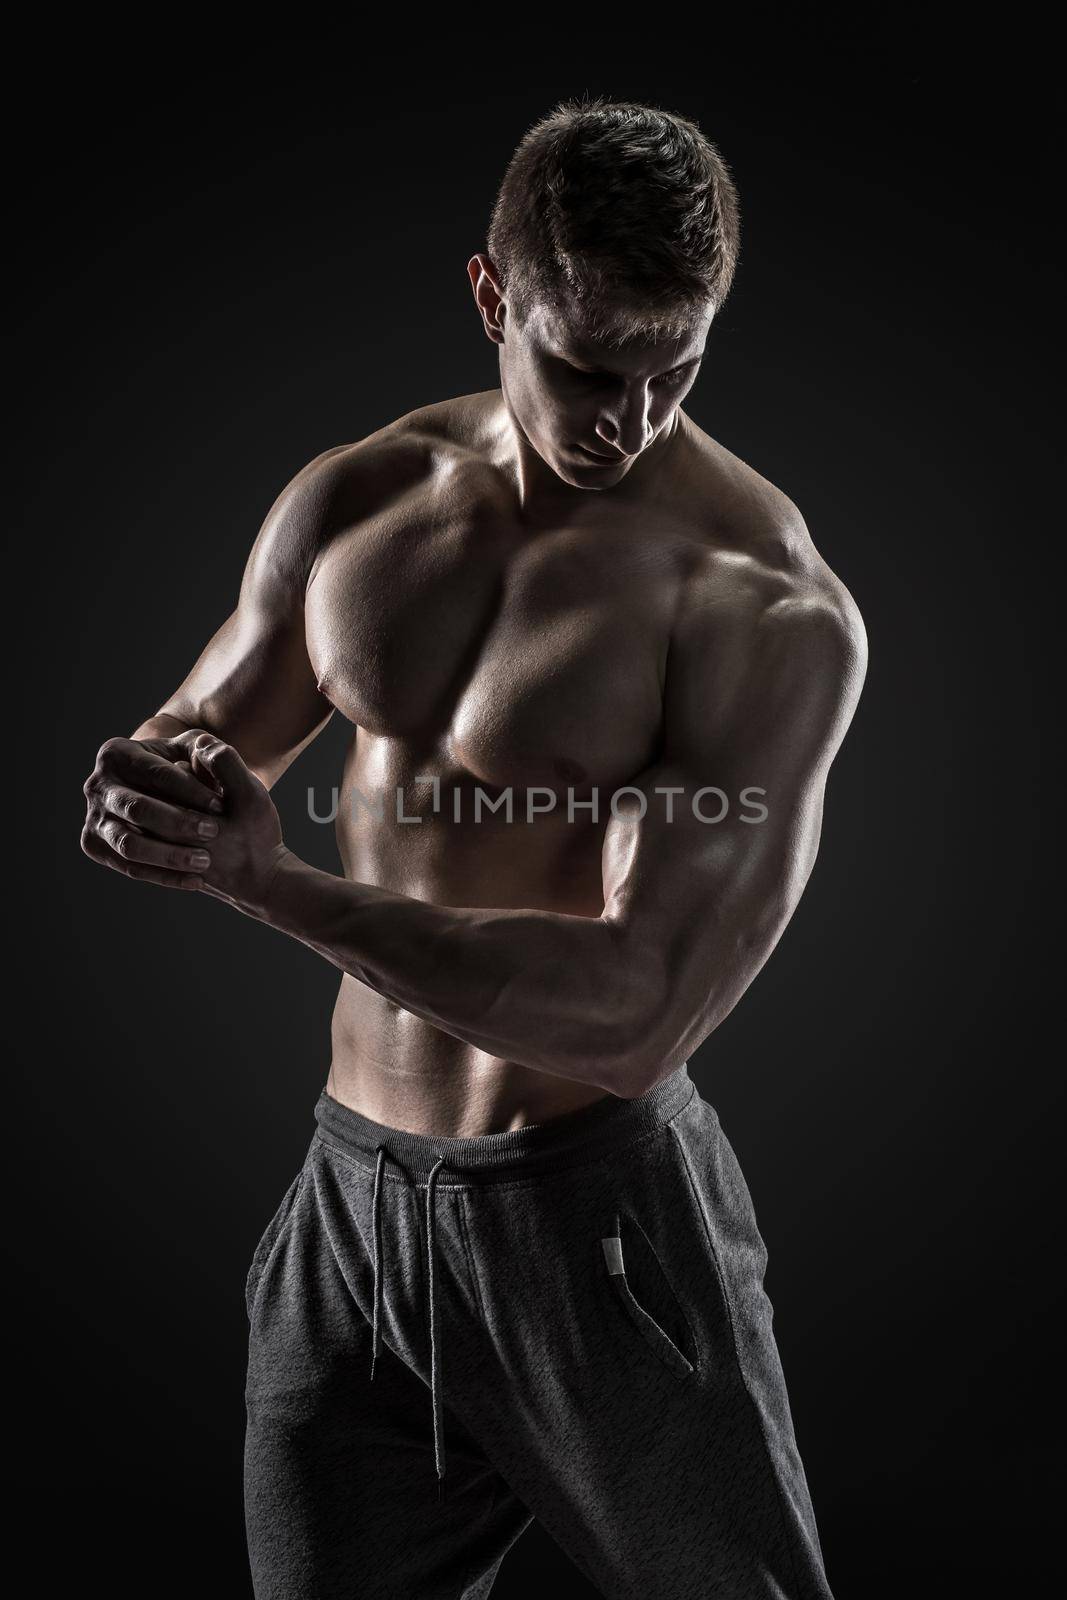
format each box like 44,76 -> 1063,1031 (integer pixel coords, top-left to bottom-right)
552,452 -> 628,489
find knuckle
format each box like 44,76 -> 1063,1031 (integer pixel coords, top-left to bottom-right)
96,736 -> 123,766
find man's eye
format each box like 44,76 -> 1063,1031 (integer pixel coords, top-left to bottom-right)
551,358 -> 605,383
552,357 -> 693,387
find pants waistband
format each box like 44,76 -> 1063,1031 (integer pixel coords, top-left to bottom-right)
312,1061 -> 695,1185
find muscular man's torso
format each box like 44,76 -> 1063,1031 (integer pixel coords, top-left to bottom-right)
302,391 -> 818,1136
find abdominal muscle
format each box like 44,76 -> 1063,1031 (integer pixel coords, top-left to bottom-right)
322,784 -> 619,1137
325,984 -> 616,1137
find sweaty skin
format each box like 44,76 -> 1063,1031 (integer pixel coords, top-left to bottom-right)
82,260 -> 867,1137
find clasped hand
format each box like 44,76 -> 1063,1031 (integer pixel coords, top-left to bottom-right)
81,729 -> 289,919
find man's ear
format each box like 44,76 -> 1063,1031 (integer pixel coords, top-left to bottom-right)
467,253 -> 507,346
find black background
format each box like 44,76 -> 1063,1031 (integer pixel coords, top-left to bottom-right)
13,25 -> 1060,1598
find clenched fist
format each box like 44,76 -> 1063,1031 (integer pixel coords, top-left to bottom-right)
82,729 -> 289,919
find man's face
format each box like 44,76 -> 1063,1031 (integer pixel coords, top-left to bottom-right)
499,297 -> 714,490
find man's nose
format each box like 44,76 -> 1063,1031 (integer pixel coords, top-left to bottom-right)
596,387 -> 653,458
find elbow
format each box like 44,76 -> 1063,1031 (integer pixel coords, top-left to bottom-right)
608,1056 -> 663,1101
537,1021 -> 656,1100
555,923 -> 686,1099
522,999 -> 662,1101
600,1035 -> 683,1101
595,959 -> 678,1101
609,996 -> 714,1098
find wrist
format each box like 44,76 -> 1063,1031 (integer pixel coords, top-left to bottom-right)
253,843 -> 300,924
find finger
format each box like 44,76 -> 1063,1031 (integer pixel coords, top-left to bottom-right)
153,728 -> 223,763
101,739 -> 225,813
157,736 -> 223,800
96,815 -> 214,875
146,735 -> 225,800
95,784 -> 221,844
80,822 -> 203,891
190,735 -> 256,800
139,730 -> 216,765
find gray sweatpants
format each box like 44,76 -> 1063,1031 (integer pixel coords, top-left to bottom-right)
244,1063 -> 835,1599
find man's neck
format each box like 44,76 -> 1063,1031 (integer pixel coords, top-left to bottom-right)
490,395 -> 686,521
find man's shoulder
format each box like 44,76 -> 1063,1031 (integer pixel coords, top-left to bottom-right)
665,438 -> 867,751
674,424 -> 867,678
291,392 -> 503,516
682,540 -> 866,694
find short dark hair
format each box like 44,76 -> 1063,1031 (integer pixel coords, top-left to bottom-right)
487,96 -> 741,347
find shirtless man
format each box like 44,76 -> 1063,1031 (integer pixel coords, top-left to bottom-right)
81,99 -> 866,1599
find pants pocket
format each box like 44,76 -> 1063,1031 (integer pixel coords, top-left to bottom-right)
599,1208 -> 695,1380
245,1167 -> 308,1322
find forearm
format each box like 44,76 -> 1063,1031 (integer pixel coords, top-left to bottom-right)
257,849 -> 659,1095
129,711 -> 202,741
